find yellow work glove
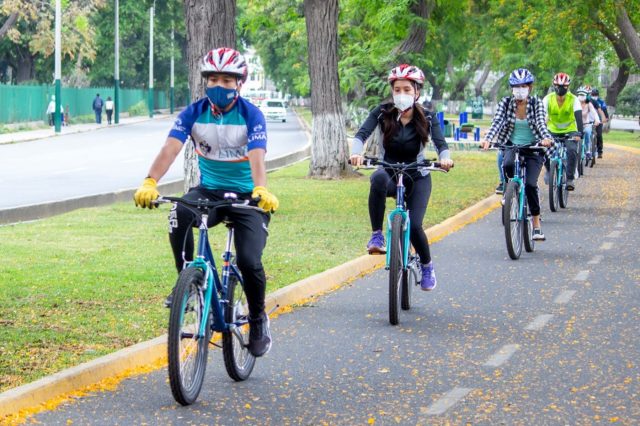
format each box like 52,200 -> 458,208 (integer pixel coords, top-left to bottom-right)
252,186 -> 279,213
134,177 -> 160,209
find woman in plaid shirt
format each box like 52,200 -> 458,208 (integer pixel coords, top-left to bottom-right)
481,68 -> 553,240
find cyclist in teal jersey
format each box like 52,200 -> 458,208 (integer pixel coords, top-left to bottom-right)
134,47 -> 279,358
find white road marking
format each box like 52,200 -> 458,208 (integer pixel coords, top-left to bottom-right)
422,387 -> 473,415
51,167 -> 88,175
600,242 -> 614,250
554,290 -> 577,304
615,221 -> 625,228
606,230 -> 622,238
524,314 -> 554,331
588,255 -> 603,265
574,270 -> 590,281
483,344 -> 520,368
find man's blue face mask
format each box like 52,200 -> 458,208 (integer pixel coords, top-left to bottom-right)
206,86 -> 237,109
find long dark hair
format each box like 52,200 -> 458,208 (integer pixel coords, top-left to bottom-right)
381,101 -> 431,150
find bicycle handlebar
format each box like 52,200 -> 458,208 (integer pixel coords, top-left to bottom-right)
353,156 -> 452,173
154,195 -> 264,212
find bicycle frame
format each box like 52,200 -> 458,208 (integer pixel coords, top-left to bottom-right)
385,173 -> 411,271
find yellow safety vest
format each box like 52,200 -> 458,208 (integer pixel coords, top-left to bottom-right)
547,92 -> 578,134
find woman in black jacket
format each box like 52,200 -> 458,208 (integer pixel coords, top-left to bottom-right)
349,64 -> 453,291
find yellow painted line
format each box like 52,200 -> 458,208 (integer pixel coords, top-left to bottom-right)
0,193 -> 501,423
605,143 -> 640,155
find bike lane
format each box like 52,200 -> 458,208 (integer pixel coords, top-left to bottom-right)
31,148 -> 639,425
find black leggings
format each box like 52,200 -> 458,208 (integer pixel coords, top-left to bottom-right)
369,169 -> 432,263
503,150 -> 543,216
168,187 -> 270,318
595,123 -> 604,154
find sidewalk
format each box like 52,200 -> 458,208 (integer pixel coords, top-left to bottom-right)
0,112 -> 175,145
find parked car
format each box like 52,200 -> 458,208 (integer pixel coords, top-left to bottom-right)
260,99 -> 287,122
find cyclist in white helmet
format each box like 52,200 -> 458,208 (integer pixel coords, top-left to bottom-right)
350,64 -> 453,291
577,86 -> 601,164
134,47 -> 278,358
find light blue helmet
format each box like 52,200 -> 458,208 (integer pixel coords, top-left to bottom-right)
508,68 -> 535,86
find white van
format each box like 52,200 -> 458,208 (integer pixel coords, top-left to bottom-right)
259,99 -> 287,122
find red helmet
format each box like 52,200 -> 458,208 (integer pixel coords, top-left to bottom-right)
388,64 -> 425,87
553,72 -> 571,86
201,47 -> 248,83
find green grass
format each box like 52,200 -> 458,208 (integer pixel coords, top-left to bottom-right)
605,129 -> 640,148
0,153 -> 497,392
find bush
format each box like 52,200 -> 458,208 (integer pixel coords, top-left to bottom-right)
616,83 -> 640,117
128,100 -> 149,117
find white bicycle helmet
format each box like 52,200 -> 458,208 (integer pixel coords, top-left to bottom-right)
387,64 -> 425,87
201,47 -> 248,83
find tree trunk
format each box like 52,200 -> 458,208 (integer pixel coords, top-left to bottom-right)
615,1 -> 640,69
304,0 -> 348,179
488,73 -> 506,104
0,12 -> 18,39
15,53 -> 34,83
392,0 -> 434,60
594,16 -> 631,109
182,0 -> 236,192
425,71 -> 443,101
474,64 -> 490,97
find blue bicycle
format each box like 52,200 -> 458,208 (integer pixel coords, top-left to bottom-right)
363,157 -> 448,325
499,143 -> 545,260
548,135 -> 571,212
157,194 -> 264,405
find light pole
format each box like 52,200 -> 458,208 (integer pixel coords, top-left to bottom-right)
54,0 -> 61,133
148,4 -> 154,118
170,23 -> 175,114
114,0 -> 120,124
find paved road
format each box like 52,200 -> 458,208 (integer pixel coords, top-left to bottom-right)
32,149 -> 639,424
0,111 -> 306,209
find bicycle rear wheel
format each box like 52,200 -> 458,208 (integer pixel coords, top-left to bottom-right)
577,141 -> 584,177
590,134 -> 597,167
503,181 -> 523,260
222,272 -> 256,381
168,268 -> 211,406
388,214 -> 403,325
401,252 -> 418,311
559,164 -> 569,209
548,161 -> 558,212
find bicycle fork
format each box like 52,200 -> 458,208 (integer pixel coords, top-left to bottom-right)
385,173 -> 411,270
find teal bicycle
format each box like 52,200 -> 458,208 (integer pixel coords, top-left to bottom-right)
498,143 -> 545,260
548,135 -> 571,212
363,157 -> 448,325
156,194 -> 265,405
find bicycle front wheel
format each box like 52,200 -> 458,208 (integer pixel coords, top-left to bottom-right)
549,161 -> 558,212
523,201 -> 535,253
401,252 -> 418,311
168,268 -> 211,406
388,214 -> 403,325
503,181 -> 523,260
222,272 -> 256,381
559,164 -> 569,209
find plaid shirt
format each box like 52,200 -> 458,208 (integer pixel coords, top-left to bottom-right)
485,95 -> 554,155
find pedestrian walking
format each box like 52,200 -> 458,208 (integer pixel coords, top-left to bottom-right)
105,96 -> 114,125
92,93 -> 104,124
46,95 -> 56,126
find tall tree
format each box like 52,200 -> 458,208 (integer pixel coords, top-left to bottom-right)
182,0 -> 236,191
614,0 -> 640,68
304,0 -> 348,178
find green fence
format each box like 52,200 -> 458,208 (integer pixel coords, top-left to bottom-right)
0,84 -> 179,124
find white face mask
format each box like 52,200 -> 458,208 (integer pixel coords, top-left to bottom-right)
393,94 -> 415,112
578,95 -> 587,102
512,87 -> 529,100
592,96 -> 599,100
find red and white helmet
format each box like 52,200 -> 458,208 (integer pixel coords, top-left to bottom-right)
201,47 -> 248,82
388,64 -> 425,87
553,72 -> 571,86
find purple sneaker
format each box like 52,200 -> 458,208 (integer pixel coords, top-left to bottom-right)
420,262 -> 437,291
367,230 -> 386,254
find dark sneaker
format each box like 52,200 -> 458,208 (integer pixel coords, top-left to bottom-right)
543,171 -> 549,185
597,153 -> 602,159
248,312 -> 272,357
367,230 -> 386,254
495,183 -> 504,194
566,179 -> 575,191
532,228 -> 546,241
420,262 -> 437,291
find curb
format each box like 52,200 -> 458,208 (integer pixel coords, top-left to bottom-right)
0,146 -> 311,226
0,193 -> 501,420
